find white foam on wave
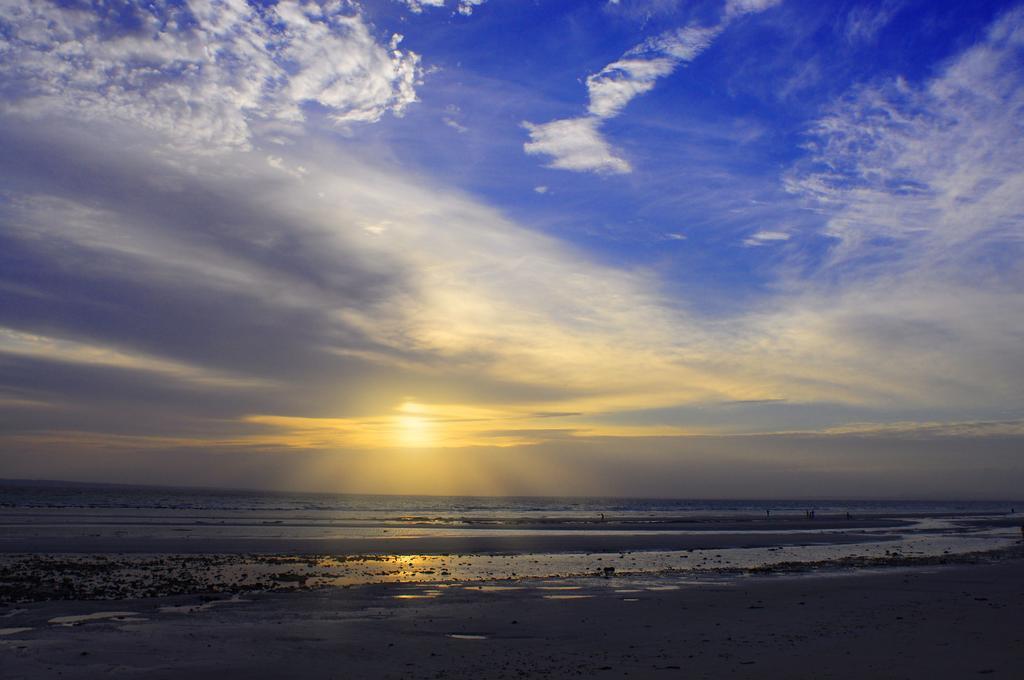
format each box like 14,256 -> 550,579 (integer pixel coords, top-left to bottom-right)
49,611 -> 137,626
542,594 -> 591,599
0,627 -> 33,636
159,593 -> 249,614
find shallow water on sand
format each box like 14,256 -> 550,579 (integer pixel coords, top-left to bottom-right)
1,515 -> 1019,602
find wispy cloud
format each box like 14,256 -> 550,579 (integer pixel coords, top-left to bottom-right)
444,117 -> 469,133
786,6 -> 1024,273
743,230 -> 790,246
819,419 -> 1024,438
7,108 -> 1018,454
729,6 -> 1024,422
842,0 -> 901,44
0,118 -> 743,428
522,0 -> 780,173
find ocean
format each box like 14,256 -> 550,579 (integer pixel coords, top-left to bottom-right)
1,479 -> 1017,517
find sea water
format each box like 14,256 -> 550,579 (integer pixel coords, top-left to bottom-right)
1,479 -> 1017,518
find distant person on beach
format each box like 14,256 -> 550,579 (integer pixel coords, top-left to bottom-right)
766,509 -> 770,519
599,512 -> 605,522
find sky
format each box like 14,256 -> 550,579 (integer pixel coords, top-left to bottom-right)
1,0 -> 1023,498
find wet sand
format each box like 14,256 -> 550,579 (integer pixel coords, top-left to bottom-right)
2,559 -> 1022,679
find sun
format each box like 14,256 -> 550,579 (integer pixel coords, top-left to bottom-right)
396,414 -> 432,448
394,402 -> 435,448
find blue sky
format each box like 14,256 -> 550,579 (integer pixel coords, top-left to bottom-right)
1,0 -> 1023,497
349,0 -> 1017,306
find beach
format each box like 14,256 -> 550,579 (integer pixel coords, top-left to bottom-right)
2,558 -> 1023,679
2,485 -> 1023,677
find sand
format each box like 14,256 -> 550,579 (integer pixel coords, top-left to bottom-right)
2,557 -> 1022,679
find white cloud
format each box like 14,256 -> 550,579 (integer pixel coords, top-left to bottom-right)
399,0 -> 446,13
523,118 -> 631,174
632,25 -> 722,61
0,0 -> 422,150
743,230 -> 790,246
586,57 -> 678,118
458,0 -> 487,16
786,6 -> 1024,271
523,1 -> 777,174
397,0 -> 486,16
724,0 -> 783,20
